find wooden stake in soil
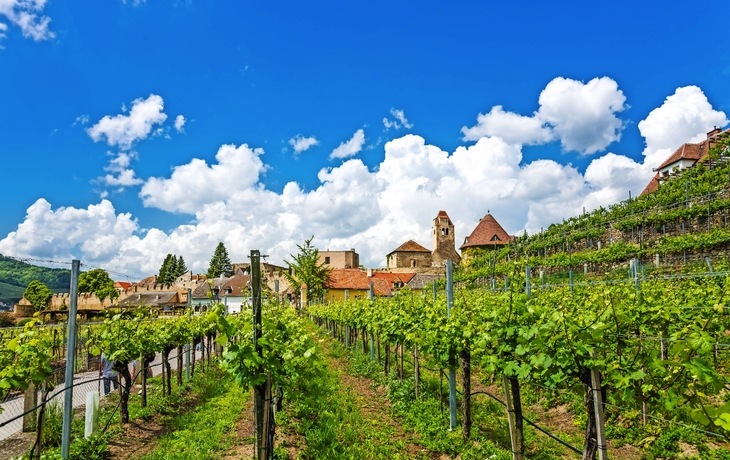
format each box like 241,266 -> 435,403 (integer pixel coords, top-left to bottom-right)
461,349 -> 471,441
503,376 -> 523,460
414,344 -> 420,399
591,365 -> 608,460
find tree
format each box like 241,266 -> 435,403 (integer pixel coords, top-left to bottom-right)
158,254 -> 174,285
23,280 -> 53,311
157,254 -> 188,285
207,242 -> 233,278
176,255 -> 187,277
281,236 -> 331,304
78,268 -> 119,302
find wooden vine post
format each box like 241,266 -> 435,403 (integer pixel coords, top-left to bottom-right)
251,250 -> 271,460
590,354 -> 608,460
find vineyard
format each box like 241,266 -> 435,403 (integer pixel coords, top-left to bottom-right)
1,256 -> 730,458
308,261 -> 730,460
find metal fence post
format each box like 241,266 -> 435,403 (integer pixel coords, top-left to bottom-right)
446,260 -> 456,431
186,288 -> 191,380
61,260 -> 80,459
369,282 -> 375,360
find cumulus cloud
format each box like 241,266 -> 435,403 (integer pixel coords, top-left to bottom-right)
462,76 -> 627,155
3,83 -> 728,278
383,108 -> 413,130
87,94 -> 168,150
638,86 -> 729,168
288,135 -> 319,154
330,129 -> 365,160
0,0 -> 55,43
461,105 -> 553,145
140,144 -> 267,213
174,115 -> 186,132
104,169 -> 143,187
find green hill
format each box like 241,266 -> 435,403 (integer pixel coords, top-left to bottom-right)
0,254 -> 71,305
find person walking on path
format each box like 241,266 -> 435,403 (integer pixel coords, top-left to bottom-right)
99,353 -> 118,395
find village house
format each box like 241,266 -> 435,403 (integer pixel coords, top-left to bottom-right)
324,269 -> 392,302
459,213 -> 514,260
386,210 -> 461,271
191,274 -> 251,314
641,126 -> 730,195
318,248 -> 360,269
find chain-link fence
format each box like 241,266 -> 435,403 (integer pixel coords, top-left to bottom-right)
0,330 -> 213,460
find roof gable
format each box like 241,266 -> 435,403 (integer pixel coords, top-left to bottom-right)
434,210 -> 453,226
460,214 -> 513,250
655,141 -> 707,171
325,269 -> 392,296
387,239 -> 430,256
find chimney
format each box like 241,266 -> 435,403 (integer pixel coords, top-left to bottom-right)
367,268 -> 373,277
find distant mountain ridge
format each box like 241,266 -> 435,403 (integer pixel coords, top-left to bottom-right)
0,254 -> 71,305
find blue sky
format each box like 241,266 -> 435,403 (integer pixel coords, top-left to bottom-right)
2,1 -> 730,278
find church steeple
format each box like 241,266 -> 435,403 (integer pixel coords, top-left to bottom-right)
431,210 -> 461,266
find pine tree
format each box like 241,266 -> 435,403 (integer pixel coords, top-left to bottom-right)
176,255 -> 187,277
158,254 -> 174,285
207,242 -> 233,278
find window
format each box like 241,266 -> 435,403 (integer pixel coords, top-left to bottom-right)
491,234 -> 501,241
325,256 -> 331,264
411,260 -> 417,267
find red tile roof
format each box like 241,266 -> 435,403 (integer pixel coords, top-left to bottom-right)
371,271 -> 416,285
655,141 -> 707,171
434,210 -> 453,225
387,239 -> 430,256
640,173 -> 660,196
114,282 -> 132,290
325,269 -> 391,296
460,214 -> 513,250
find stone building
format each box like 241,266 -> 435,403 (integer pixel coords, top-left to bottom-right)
318,248 -> 360,269
386,210 -> 461,270
460,213 -> 514,260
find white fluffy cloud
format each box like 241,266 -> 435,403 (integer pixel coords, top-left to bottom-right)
383,108 -> 413,130
538,77 -> 627,154
174,115 -> 186,132
0,0 -> 55,43
87,94 -> 168,150
2,83 -> 727,278
104,169 -> 143,187
461,105 -> 553,145
330,129 -> 365,160
288,135 -> 319,154
140,144 -> 267,214
638,86 -> 729,168
462,76 -> 626,154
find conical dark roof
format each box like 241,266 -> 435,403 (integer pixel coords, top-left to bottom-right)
459,214 -> 513,250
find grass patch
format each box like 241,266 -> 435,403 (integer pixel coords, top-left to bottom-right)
138,370 -> 247,460
275,323 -> 421,459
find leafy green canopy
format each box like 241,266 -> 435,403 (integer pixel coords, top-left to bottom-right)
207,242 -> 233,278
281,236 -> 332,303
78,268 -> 119,302
158,254 -> 188,285
23,280 -> 53,311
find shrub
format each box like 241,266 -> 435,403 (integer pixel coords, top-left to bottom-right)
0,312 -> 15,327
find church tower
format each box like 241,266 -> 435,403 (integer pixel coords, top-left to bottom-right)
431,210 -> 461,266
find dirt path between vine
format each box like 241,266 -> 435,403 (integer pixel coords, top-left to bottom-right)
324,345 -> 438,460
